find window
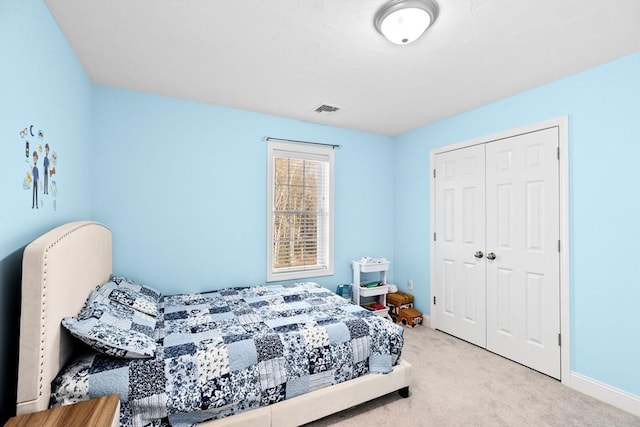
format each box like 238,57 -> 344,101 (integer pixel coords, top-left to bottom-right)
267,140 -> 334,282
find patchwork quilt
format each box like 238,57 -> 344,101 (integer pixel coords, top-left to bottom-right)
50,282 -> 404,427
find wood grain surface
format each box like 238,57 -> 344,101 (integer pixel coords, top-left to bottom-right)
6,394 -> 119,427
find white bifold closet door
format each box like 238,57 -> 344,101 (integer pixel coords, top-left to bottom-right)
434,144 -> 487,348
485,128 -> 560,379
435,127 -> 561,379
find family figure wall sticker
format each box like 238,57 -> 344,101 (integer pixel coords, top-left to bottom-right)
19,125 -> 59,211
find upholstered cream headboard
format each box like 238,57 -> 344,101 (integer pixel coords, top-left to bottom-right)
16,221 -> 112,415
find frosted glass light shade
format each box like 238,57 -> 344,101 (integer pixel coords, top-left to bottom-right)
380,8 -> 431,44
374,0 -> 439,45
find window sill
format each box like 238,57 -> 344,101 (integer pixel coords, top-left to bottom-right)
267,267 -> 334,283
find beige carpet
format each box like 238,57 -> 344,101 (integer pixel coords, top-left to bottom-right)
306,326 -> 640,426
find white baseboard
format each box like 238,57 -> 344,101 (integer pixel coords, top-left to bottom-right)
570,372 -> 640,417
422,314 -> 431,328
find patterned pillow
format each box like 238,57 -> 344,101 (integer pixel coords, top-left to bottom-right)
79,300 -> 156,338
91,279 -> 160,317
109,287 -> 159,317
110,275 -> 161,302
62,316 -> 155,358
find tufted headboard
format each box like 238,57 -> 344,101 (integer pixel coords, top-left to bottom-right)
16,221 -> 112,415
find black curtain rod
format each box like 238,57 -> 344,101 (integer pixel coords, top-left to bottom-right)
263,136 -> 340,149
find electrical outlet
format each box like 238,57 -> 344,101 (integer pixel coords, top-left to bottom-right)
408,280 -> 414,290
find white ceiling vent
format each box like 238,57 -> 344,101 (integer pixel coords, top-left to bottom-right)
313,104 -> 341,114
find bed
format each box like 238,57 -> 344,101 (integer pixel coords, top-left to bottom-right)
16,221 -> 412,426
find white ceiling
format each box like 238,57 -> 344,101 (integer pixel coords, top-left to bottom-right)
45,0 -> 640,136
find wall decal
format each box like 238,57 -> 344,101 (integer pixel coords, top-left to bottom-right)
19,124 -> 59,211
31,150 -> 39,209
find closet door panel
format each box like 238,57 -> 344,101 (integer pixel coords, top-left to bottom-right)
485,128 -> 560,379
434,145 -> 486,347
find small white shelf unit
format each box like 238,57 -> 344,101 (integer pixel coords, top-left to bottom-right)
351,260 -> 390,317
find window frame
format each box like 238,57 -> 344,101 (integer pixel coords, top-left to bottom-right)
266,140 -> 335,282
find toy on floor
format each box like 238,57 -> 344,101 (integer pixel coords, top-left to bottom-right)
387,291 -> 423,327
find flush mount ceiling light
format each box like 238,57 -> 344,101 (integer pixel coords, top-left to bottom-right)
374,0 -> 439,45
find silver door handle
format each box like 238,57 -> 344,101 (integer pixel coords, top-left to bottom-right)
474,251 -> 484,259
487,252 -> 496,260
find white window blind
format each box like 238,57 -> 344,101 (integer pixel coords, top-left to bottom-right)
267,140 -> 334,282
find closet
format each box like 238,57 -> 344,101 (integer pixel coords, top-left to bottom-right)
432,126 -> 561,379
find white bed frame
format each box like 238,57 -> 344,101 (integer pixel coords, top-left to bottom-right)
16,221 -> 412,426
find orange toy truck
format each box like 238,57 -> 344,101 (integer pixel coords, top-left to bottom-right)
387,291 -> 423,327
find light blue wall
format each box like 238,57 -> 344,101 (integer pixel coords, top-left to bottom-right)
90,86 -> 394,295
393,52 -> 640,396
0,0 -> 93,421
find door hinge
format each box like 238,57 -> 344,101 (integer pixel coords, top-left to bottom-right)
558,333 -> 561,346
557,147 -> 560,160
433,169 -> 436,178
558,240 -> 561,252
433,232 -> 436,242
433,296 -> 436,305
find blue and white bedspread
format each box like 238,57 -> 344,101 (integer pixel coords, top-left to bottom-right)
50,282 -> 404,427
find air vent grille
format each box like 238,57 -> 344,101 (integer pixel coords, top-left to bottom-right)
314,104 -> 341,114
